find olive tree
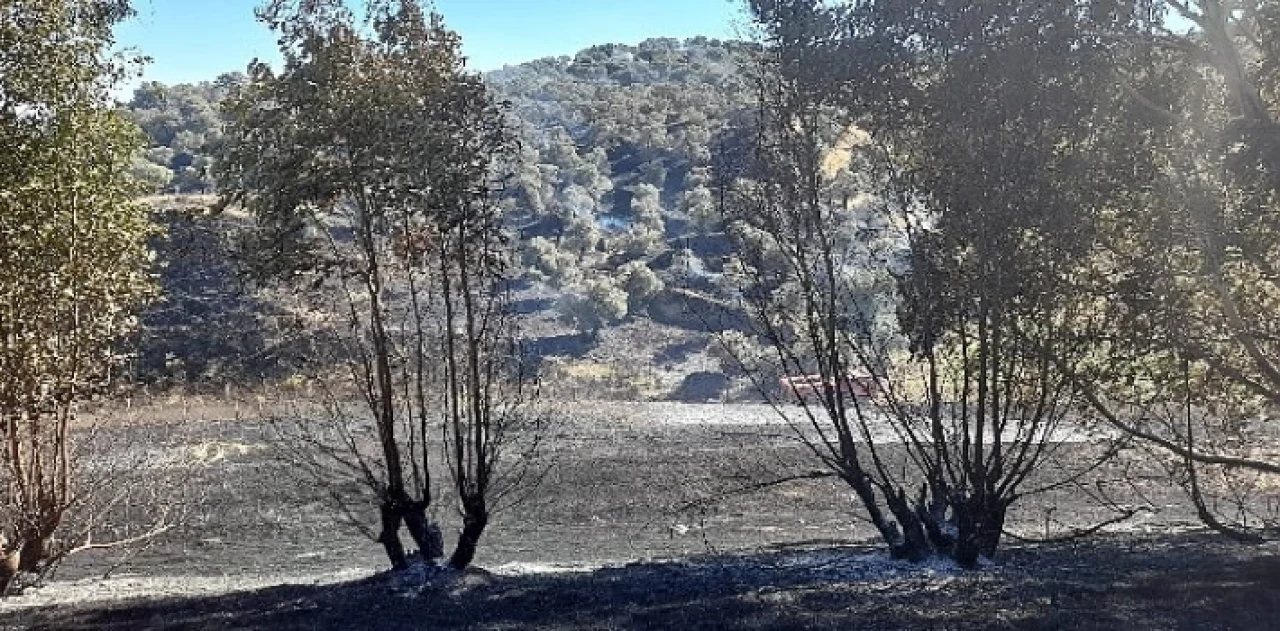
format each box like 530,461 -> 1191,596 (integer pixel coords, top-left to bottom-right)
1057,0 -> 1280,538
218,0 -> 542,570
729,0 -> 1161,564
0,0 -> 157,591
766,0 -> 1280,541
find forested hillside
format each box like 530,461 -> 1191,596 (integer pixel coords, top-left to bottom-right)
124,74 -> 246,193
489,38 -> 758,334
122,37 -> 763,393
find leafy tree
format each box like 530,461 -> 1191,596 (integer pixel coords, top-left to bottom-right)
489,38 -> 758,266
754,0 -> 1280,541
1057,0 -> 1280,537
523,236 -> 584,287
620,183 -> 666,256
129,155 -> 175,192
558,278 -> 628,338
737,0 -> 1160,564
126,38 -> 764,342
618,260 -> 665,314
680,182 -> 718,231
0,0 -> 156,591
218,0 -> 539,570
124,73 -> 246,192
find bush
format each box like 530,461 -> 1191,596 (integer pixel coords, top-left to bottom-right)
558,277 -> 628,337
618,260 -> 664,313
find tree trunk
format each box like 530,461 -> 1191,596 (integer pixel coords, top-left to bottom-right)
916,484 -> 957,555
952,504 -> 982,568
17,533 -> 48,573
402,501 -> 444,561
0,545 -> 20,596
840,471 -> 932,561
448,507 -> 488,570
377,501 -> 407,570
883,489 -> 932,562
951,496 -> 1007,567
977,500 -> 1007,559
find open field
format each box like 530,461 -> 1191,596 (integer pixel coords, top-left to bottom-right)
0,401 -> 1277,629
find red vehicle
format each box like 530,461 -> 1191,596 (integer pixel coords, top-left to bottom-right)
779,371 -> 878,401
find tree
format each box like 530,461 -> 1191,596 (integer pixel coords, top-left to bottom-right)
129,155 -> 175,193
618,260 -> 664,314
0,0 -> 157,590
523,236 -> 584,287
734,0 -> 1157,564
218,0 -> 541,570
558,277 -> 629,338
681,182 -> 719,231
1056,0 -> 1280,537
770,0 -> 1280,541
124,74 -> 247,192
621,183 -> 666,256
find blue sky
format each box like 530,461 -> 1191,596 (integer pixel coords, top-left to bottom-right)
116,0 -> 748,88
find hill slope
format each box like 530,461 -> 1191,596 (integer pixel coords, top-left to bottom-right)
124,39 -> 762,398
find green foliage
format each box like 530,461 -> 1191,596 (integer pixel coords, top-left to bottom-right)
129,38 -> 760,341
124,74 -> 245,192
618,260 -> 664,313
558,277 -> 629,336
0,0 -> 155,584
619,183 -> 666,256
219,0 -> 523,571
737,0 -> 1179,565
523,236 -> 583,287
1076,4 -> 1280,414
218,0 -> 502,281
129,154 -> 174,192
746,0 -> 1280,544
491,38 -> 757,292
680,183 -> 718,230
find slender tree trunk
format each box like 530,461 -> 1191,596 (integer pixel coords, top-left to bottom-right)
357,196 -> 419,570
402,501 -> 443,561
377,501 -> 407,570
0,545 -> 20,597
448,504 -> 488,570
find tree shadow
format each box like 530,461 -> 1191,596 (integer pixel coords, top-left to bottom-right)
525,332 -> 598,362
654,338 -> 707,366
8,533 -> 1278,630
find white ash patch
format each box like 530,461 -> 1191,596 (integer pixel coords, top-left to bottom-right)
774,550 -> 964,579
388,559 -> 457,596
490,561 -> 608,576
386,559 -> 509,598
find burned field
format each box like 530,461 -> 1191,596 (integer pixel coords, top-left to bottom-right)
2,401 -> 1277,630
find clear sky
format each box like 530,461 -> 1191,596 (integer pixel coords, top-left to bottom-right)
116,0 -> 749,88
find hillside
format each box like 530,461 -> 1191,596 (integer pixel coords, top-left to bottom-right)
123,39 -> 763,399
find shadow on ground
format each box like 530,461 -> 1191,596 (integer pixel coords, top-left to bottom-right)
5,533 -> 1279,630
